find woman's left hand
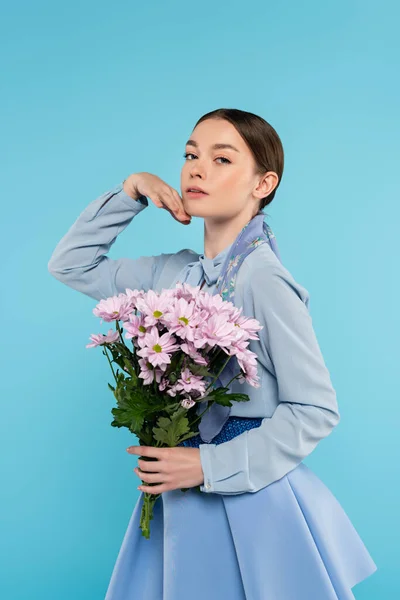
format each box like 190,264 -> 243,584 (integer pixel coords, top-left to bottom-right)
126,445 -> 205,494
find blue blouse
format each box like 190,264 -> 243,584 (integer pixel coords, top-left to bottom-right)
48,182 -> 340,495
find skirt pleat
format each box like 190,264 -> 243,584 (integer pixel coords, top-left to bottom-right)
104,463 -> 376,600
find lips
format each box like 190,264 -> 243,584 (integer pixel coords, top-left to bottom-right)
186,187 -> 208,194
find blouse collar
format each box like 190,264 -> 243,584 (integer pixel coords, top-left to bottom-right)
198,243 -> 233,286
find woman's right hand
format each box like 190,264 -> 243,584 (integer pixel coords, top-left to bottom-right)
123,172 -> 192,225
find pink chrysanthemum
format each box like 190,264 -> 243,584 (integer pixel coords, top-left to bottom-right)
180,341 -> 208,365
197,292 -> 235,317
125,288 -> 146,310
229,306 -> 264,341
173,282 -> 202,303
193,313 -> 237,350
93,296 -> 132,323
136,289 -> 172,327
136,327 -> 180,368
174,367 -> 207,395
159,378 -> 169,391
164,297 -> 203,342
181,398 -> 196,409
236,348 -> 260,387
124,313 -> 149,340
137,357 -> 165,385
86,329 -> 120,348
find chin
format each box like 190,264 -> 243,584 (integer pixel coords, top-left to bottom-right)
183,200 -> 205,215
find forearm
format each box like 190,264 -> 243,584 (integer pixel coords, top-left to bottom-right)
48,182 -> 147,273
47,182 -> 152,300
199,400 -> 339,495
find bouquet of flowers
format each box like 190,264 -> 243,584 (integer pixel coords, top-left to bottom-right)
86,282 -> 263,538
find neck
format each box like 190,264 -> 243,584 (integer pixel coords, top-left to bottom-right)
203,210 -> 256,259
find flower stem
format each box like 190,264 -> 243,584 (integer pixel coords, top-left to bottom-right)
204,352 -> 232,394
103,346 -> 117,382
140,491 -> 162,539
116,320 -> 128,349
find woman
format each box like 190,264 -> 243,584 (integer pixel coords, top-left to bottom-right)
48,108 -> 377,599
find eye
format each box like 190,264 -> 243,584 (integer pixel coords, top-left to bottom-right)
183,152 -> 231,164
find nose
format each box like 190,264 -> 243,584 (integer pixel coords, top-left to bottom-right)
189,160 -> 206,179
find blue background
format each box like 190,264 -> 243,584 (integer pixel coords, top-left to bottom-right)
1,1 -> 397,598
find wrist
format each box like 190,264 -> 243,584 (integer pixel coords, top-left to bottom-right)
122,177 -> 141,201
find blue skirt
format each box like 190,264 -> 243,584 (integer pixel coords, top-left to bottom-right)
104,418 -> 377,599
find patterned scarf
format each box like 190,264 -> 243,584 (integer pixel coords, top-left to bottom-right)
198,211 -> 282,442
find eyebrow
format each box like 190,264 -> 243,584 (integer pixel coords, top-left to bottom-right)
185,139 -> 240,153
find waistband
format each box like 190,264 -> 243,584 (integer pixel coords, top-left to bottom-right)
178,416 -> 263,447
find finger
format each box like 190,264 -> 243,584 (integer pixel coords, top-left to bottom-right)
163,204 -> 184,223
152,190 -> 190,224
151,191 -> 167,210
161,188 -> 189,222
132,445 -> 171,459
151,193 -> 164,209
152,191 -> 182,222
171,189 -> 191,220
137,458 -> 165,472
135,468 -> 168,483
138,483 -> 170,494
163,189 -> 186,221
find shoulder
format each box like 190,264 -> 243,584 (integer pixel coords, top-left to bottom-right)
152,247 -> 200,291
172,248 -> 200,266
156,247 -> 199,276
235,243 -> 310,307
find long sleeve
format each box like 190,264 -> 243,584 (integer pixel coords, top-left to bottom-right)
199,261 -> 340,495
48,182 -> 174,301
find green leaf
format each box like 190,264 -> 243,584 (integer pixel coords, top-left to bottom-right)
189,363 -> 214,378
178,430 -> 200,443
111,407 -> 145,433
168,372 -> 178,384
123,357 -> 138,382
210,395 -> 233,407
224,393 -> 250,403
163,401 -> 182,414
196,394 -> 213,404
152,413 -> 191,447
213,392 -> 250,406
199,389 -> 250,407
208,387 -> 230,396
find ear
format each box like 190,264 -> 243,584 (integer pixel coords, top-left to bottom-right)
253,171 -> 279,200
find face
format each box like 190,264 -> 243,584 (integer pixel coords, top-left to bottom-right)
180,118 -> 269,223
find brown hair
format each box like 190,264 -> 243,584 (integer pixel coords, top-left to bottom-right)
194,108 -> 284,211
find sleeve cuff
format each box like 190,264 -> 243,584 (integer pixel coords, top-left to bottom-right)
90,182 -> 149,220
199,443 -> 217,493
117,181 -> 149,207
198,432 -> 254,495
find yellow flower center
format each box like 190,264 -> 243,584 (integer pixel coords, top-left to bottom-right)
153,344 -> 162,353
153,310 -> 163,318
179,316 -> 189,325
